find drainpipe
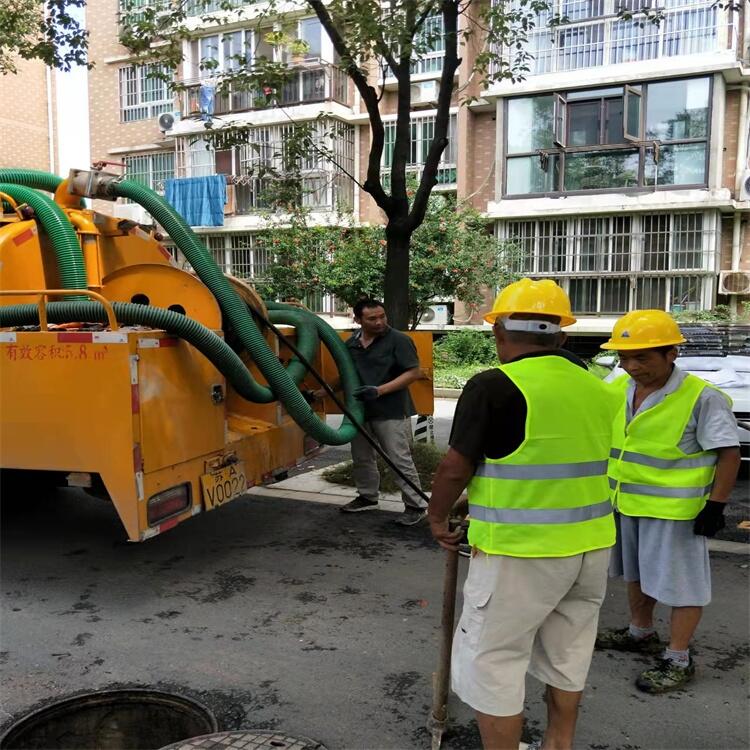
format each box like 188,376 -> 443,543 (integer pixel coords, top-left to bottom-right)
727,84 -> 749,315
46,66 -> 56,173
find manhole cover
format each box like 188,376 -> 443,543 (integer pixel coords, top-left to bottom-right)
159,731 -> 327,750
0,689 -> 217,750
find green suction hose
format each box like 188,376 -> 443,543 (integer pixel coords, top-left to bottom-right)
0,169 -> 63,194
0,300 -> 361,446
0,183 -> 87,295
0,169 -> 364,444
266,308 -> 320,385
110,179 -> 362,441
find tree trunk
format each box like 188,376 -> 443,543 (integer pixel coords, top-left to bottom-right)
384,224 -> 411,330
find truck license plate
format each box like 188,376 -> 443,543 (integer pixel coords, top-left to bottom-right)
201,462 -> 247,511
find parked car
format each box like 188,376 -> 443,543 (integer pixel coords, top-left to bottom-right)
597,354 -> 750,464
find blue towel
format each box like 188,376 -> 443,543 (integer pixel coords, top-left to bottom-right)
165,175 -> 226,227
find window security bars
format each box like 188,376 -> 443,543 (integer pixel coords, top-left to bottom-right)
119,64 -> 173,122
382,113 -> 458,188
174,122 -> 355,213
493,0 -> 736,77
499,212 -> 717,313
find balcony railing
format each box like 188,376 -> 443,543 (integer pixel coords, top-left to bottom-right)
493,2 -> 736,77
178,61 -> 350,118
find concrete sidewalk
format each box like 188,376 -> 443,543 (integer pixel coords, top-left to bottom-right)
252,468 -> 749,556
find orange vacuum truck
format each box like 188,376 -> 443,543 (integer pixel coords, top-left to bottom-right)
0,168 -> 433,541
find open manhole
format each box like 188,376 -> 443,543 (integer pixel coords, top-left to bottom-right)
159,731 -> 327,750
0,689 -> 217,750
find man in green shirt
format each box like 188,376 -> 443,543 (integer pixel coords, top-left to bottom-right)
340,298 -> 427,526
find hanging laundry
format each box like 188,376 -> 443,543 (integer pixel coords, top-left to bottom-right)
165,175 -> 226,227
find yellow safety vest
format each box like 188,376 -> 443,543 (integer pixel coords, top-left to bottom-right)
609,372 -> 728,520
467,356 -> 618,558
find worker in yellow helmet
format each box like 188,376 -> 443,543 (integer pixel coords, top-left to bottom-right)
428,278 -> 620,750
596,310 -> 740,694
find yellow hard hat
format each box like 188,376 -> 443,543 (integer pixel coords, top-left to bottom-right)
601,310 -> 686,350
484,278 -> 576,327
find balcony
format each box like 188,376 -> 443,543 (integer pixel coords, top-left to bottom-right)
178,61 -> 350,118
493,1 -> 737,78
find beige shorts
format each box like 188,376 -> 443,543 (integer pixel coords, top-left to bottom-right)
451,548 -> 609,717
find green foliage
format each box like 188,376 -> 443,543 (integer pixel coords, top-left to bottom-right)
322,441 -> 445,494
672,304 -> 734,324
433,363 -> 490,389
256,193 -> 519,327
0,0 -> 89,73
434,329 -> 497,367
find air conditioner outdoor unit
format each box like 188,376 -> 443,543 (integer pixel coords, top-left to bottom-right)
739,168 -> 750,202
410,80 -> 438,107
719,270 -> 750,295
224,183 -> 236,216
113,202 -> 151,225
421,303 -> 451,325
158,111 -> 179,133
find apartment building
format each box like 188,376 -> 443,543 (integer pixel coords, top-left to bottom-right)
85,1 -> 750,327
481,0 -> 750,330
0,57 -> 58,172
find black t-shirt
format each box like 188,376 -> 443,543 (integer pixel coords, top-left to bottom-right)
345,327 -> 419,419
449,349 -> 588,462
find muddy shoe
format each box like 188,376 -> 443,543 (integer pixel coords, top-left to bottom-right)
636,657 -> 695,694
595,627 -> 663,654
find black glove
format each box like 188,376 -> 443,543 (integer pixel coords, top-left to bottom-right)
693,501 -> 726,538
354,385 -> 380,402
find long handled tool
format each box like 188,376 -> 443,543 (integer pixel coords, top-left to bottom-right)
428,535 -> 461,750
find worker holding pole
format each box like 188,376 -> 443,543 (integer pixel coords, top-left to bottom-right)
595,310 -> 740,693
428,279 -> 620,750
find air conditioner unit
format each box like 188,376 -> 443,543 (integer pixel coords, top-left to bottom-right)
158,111 -> 179,133
410,80 -> 438,107
422,303 -> 451,325
113,202 -> 151,225
739,168 -> 750,202
719,270 -> 750,295
224,183 -> 236,216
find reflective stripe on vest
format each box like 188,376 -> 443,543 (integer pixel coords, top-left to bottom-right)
470,498 -> 612,525
476,460 -> 608,480
609,372 -> 729,521
467,356 -> 619,558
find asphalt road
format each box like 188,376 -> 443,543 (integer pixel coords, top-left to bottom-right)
1,486 -> 748,750
1,399 -> 748,748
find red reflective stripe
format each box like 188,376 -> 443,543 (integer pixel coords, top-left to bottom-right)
133,444 -> 142,471
159,516 -> 181,532
159,338 -> 178,347
12,228 -> 35,246
57,332 -> 93,343
131,384 -> 140,414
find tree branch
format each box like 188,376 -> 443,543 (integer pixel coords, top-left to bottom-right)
306,0 -> 392,214
408,0 -> 460,232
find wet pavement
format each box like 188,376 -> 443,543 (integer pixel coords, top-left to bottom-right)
1,483 -> 748,750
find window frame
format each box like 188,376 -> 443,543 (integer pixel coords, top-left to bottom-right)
502,75 -> 713,199
118,63 -> 173,123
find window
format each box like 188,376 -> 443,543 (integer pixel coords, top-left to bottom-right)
504,76 -> 710,196
383,114 -> 457,186
197,233 -> 270,279
124,152 -> 174,193
299,17 -> 323,59
175,123 -> 355,213
497,0 -> 731,76
499,212 -> 716,314
119,64 -> 172,122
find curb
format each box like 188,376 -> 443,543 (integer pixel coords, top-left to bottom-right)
250,487 -> 749,555
434,387 -> 462,399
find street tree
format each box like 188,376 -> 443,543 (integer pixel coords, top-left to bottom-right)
0,0 -> 88,74
114,0 -> 554,328
255,191 -> 519,329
